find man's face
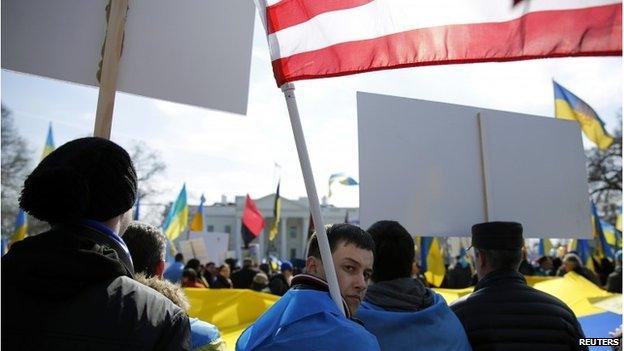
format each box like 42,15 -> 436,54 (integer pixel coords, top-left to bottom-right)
308,242 -> 374,314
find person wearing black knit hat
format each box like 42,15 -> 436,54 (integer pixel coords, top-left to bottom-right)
2,137 -> 191,350
450,221 -> 587,351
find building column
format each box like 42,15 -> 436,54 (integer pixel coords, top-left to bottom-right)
280,215 -> 288,259
234,212 -> 242,261
301,216 -> 310,258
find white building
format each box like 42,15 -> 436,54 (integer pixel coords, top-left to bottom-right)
181,194 -> 358,261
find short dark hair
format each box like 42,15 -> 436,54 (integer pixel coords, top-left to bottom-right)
123,221 -> 166,277
175,253 -> 184,262
367,220 -> 414,282
306,223 -> 374,260
185,258 -> 202,272
478,248 -> 522,271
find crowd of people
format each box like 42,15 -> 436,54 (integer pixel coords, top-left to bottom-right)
2,137 -> 620,351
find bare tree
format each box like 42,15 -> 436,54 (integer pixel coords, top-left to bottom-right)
1,105 -> 33,235
129,141 -> 167,226
586,113 -> 622,224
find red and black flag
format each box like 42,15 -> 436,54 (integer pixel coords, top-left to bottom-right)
241,195 -> 265,248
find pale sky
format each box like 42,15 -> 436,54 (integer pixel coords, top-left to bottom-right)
1,12 -> 621,213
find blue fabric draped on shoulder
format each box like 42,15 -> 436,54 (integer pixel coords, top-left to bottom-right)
236,289 -> 380,351
356,292 -> 472,351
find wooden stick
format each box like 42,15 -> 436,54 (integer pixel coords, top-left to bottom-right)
94,0 -> 128,139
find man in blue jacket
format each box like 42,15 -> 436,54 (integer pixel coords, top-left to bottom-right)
237,223 -> 380,351
356,220 -> 472,351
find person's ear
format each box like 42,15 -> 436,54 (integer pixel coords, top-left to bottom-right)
306,256 -> 320,275
155,261 -> 165,279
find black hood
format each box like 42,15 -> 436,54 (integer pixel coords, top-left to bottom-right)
364,277 -> 434,312
2,224 -> 132,300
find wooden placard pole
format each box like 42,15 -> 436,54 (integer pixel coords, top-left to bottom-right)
94,0 -> 128,139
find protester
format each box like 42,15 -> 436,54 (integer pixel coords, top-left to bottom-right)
534,255 -> 555,276
557,253 -> 602,286
251,272 -> 271,293
442,251 -> 473,289
213,264 -> 233,289
2,137 -> 190,349
518,246 -> 535,275
605,250 -> 622,293
182,268 -> 207,288
269,260 -> 294,296
204,262 -> 218,287
451,222 -> 587,350
236,223 -> 380,351
123,221 -> 226,350
165,253 -> 186,283
356,220 -> 472,351
186,258 -> 210,287
231,258 -> 260,289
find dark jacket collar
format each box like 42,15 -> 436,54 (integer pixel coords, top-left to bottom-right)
474,269 -> 526,292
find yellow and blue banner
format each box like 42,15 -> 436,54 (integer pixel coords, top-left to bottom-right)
41,123 -> 55,160
162,184 -> 189,241
553,81 -> 613,150
9,209 -> 28,248
328,173 -> 358,197
537,238 -> 553,257
190,194 -> 206,232
591,202 -> 614,259
268,181 -> 281,241
419,236 -> 446,287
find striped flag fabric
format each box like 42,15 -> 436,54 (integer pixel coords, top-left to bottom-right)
41,122 -> 55,160
328,173 -> 358,197
162,184 -> 189,241
419,236 -> 446,287
268,181 -> 282,241
9,209 -> 28,248
255,0 -> 622,86
537,238 -> 553,257
190,194 -> 206,232
554,81 -> 614,150
242,195 -> 266,247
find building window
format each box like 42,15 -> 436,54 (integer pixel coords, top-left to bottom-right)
288,226 -> 297,239
224,225 -> 231,234
207,225 -> 214,232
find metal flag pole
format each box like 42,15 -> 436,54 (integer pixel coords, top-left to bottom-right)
280,82 -> 345,316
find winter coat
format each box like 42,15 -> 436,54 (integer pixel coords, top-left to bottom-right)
236,273 -> 380,351
451,270 -> 587,351
164,261 -> 185,283
2,223 -> 191,350
268,273 -> 290,296
356,278 -> 471,351
231,267 -> 259,289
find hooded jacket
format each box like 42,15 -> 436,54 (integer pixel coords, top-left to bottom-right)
356,278 -> 472,351
236,273 -> 380,351
1,223 -> 191,350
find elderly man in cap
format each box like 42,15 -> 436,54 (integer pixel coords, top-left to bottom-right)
451,221 -> 587,351
2,137 -> 190,350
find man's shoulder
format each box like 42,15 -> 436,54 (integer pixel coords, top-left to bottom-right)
108,276 -> 187,319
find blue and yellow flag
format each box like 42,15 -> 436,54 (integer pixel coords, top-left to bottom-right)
419,236 -> 446,287
9,209 -> 28,248
568,238 -> 595,270
601,219 -> 621,248
537,238 -> 553,257
328,173 -> 358,197
41,123 -> 55,160
553,81 -> 613,150
162,184 -> 189,241
190,194 -> 206,232
591,202 -> 614,259
268,181 -> 281,241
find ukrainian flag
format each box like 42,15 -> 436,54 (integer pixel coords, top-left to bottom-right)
9,209 -> 28,247
419,236 -> 446,287
162,184 -> 189,241
553,81 -> 613,150
41,123 -> 55,160
328,173 -> 358,197
591,202 -> 614,259
190,194 -> 206,232
537,238 -> 553,257
568,238 -> 595,271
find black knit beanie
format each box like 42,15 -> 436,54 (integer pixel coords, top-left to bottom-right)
19,137 -> 137,223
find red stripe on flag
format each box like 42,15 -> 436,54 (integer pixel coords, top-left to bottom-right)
271,4 -> 621,86
267,0 -> 373,35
